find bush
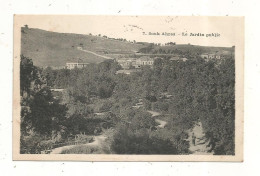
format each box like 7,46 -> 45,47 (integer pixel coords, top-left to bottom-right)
60,145 -> 101,154
111,126 -> 179,154
20,133 -> 56,154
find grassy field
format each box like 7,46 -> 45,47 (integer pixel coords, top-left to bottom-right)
21,27 -> 146,67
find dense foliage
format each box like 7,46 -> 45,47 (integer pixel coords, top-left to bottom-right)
20,54 -> 235,155
20,55 -> 68,153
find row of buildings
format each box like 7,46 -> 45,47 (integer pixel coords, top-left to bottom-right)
200,53 -> 221,60
117,56 -> 190,70
65,62 -> 89,70
116,56 -> 154,69
65,56 -> 155,70
64,52 -> 224,70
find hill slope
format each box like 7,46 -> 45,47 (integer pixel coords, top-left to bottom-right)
21,28 -> 146,67
21,28 -> 234,67
138,44 -> 234,56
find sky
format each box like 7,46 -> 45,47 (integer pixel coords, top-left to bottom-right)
15,15 -> 243,47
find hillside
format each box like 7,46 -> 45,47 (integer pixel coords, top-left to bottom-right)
138,43 -> 234,56
21,28 -> 147,67
158,44 -> 233,52
21,27 -> 234,67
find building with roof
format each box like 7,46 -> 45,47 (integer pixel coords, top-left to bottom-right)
66,62 -> 89,70
117,58 -> 136,69
200,53 -> 221,60
116,56 -> 154,69
134,56 -> 154,68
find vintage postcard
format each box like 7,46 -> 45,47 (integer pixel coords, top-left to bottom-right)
13,15 -> 244,161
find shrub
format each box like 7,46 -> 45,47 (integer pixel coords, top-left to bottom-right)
60,145 -> 101,154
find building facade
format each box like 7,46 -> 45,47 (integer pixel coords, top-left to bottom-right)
116,56 -> 154,69
134,56 -> 154,68
200,53 -> 221,60
66,62 -> 89,70
117,58 -> 135,69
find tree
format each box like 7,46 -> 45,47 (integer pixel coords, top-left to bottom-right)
42,67 -> 57,87
20,55 -> 38,95
20,56 -> 68,153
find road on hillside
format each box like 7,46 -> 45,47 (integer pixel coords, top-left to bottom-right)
50,135 -> 107,154
50,144 -> 76,154
188,121 -> 213,155
77,47 -> 113,59
147,110 -> 161,117
147,110 -> 167,128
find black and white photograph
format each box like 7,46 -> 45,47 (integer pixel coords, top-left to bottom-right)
13,15 -> 244,161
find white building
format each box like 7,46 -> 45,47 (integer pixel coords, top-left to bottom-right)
134,56 -> 154,68
116,56 -> 154,69
117,58 -> 135,69
66,62 -> 89,70
200,53 -> 221,60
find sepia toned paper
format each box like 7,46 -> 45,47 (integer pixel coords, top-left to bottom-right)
13,15 -> 244,161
